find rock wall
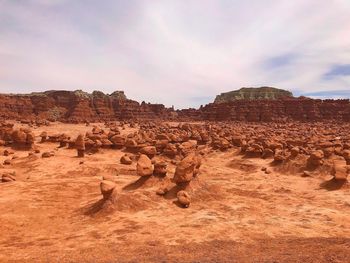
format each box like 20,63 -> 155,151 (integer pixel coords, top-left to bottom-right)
200,98 -> 350,122
0,90 -> 349,122
0,90 -> 175,122
214,87 -> 293,103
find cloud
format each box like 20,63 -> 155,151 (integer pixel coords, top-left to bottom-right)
0,0 -> 350,108
301,90 -> 350,99
323,64 -> 350,79
263,53 -> 298,70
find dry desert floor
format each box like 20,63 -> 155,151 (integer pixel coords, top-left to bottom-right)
0,123 -> 349,262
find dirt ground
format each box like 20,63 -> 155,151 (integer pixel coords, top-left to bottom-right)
0,123 -> 349,263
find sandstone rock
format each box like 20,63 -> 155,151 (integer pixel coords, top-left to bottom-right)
173,153 -> 200,185
331,160 -> 348,181
100,180 -> 116,200
163,143 -> 178,158
153,162 -> 167,177
343,150 -> 350,165
140,146 -> 157,158
274,149 -> 286,162
308,150 -> 324,167
302,171 -> 312,177
177,190 -> 191,208
179,140 -> 197,156
120,154 -> 133,165
156,182 -> 170,195
1,171 -> 16,182
42,152 -> 53,158
75,134 -> 85,157
290,147 -> 300,158
136,154 -> 154,177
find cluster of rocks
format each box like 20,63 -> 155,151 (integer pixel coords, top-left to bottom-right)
70,121 -> 349,189
0,122 -> 36,149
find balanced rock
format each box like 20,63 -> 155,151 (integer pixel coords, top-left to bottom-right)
100,180 -> 117,200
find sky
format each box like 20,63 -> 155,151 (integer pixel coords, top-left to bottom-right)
0,0 -> 350,108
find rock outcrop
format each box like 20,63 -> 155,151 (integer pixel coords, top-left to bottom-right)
214,87 -> 293,103
0,89 -> 349,122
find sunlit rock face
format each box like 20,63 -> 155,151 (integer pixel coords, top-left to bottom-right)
214,87 -> 293,103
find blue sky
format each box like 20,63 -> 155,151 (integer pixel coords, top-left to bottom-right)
0,0 -> 350,108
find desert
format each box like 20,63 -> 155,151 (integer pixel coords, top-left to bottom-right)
0,88 -> 349,262
1,1 -> 350,261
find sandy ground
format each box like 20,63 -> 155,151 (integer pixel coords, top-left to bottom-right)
0,123 -> 349,262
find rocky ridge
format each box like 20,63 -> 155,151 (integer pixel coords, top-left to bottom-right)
0,88 -> 349,122
214,87 -> 293,103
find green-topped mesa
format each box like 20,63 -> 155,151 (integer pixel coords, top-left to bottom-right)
214,87 -> 293,103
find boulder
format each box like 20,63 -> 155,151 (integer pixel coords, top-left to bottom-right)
173,153 -> 200,185
308,150 -> 324,167
177,190 -> 191,208
136,154 -> 154,177
120,154 -> 133,165
100,180 -> 117,200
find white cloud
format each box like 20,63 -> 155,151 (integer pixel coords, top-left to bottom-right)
0,0 -> 349,108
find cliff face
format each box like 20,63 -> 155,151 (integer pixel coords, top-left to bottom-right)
0,89 -> 349,122
201,98 -> 350,122
0,90 -> 175,122
214,87 -> 293,103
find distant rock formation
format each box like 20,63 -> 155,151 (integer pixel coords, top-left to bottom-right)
201,97 -> 350,122
0,90 -> 174,122
0,89 -> 349,122
214,87 -> 293,103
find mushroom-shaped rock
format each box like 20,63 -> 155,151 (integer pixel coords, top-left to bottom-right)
110,135 -> 125,148
140,146 -> 157,158
290,147 -> 300,158
177,190 -> 191,208
274,149 -> 286,162
308,150 -> 324,167
100,180 -> 116,200
136,154 -> 154,177
75,134 -> 85,157
153,161 -> 167,177
163,143 -> 178,158
120,154 -> 133,165
40,131 -> 48,142
125,139 -> 138,148
173,153 -> 199,185
26,132 -> 35,146
12,130 -> 27,144
331,160 -> 348,181
179,140 -> 197,156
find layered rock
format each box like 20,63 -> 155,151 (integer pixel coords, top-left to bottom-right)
214,87 -> 293,103
0,89 -> 349,122
200,97 -> 350,122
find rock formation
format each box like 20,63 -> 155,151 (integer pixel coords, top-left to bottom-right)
214,87 -> 293,103
0,88 -> 349,122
